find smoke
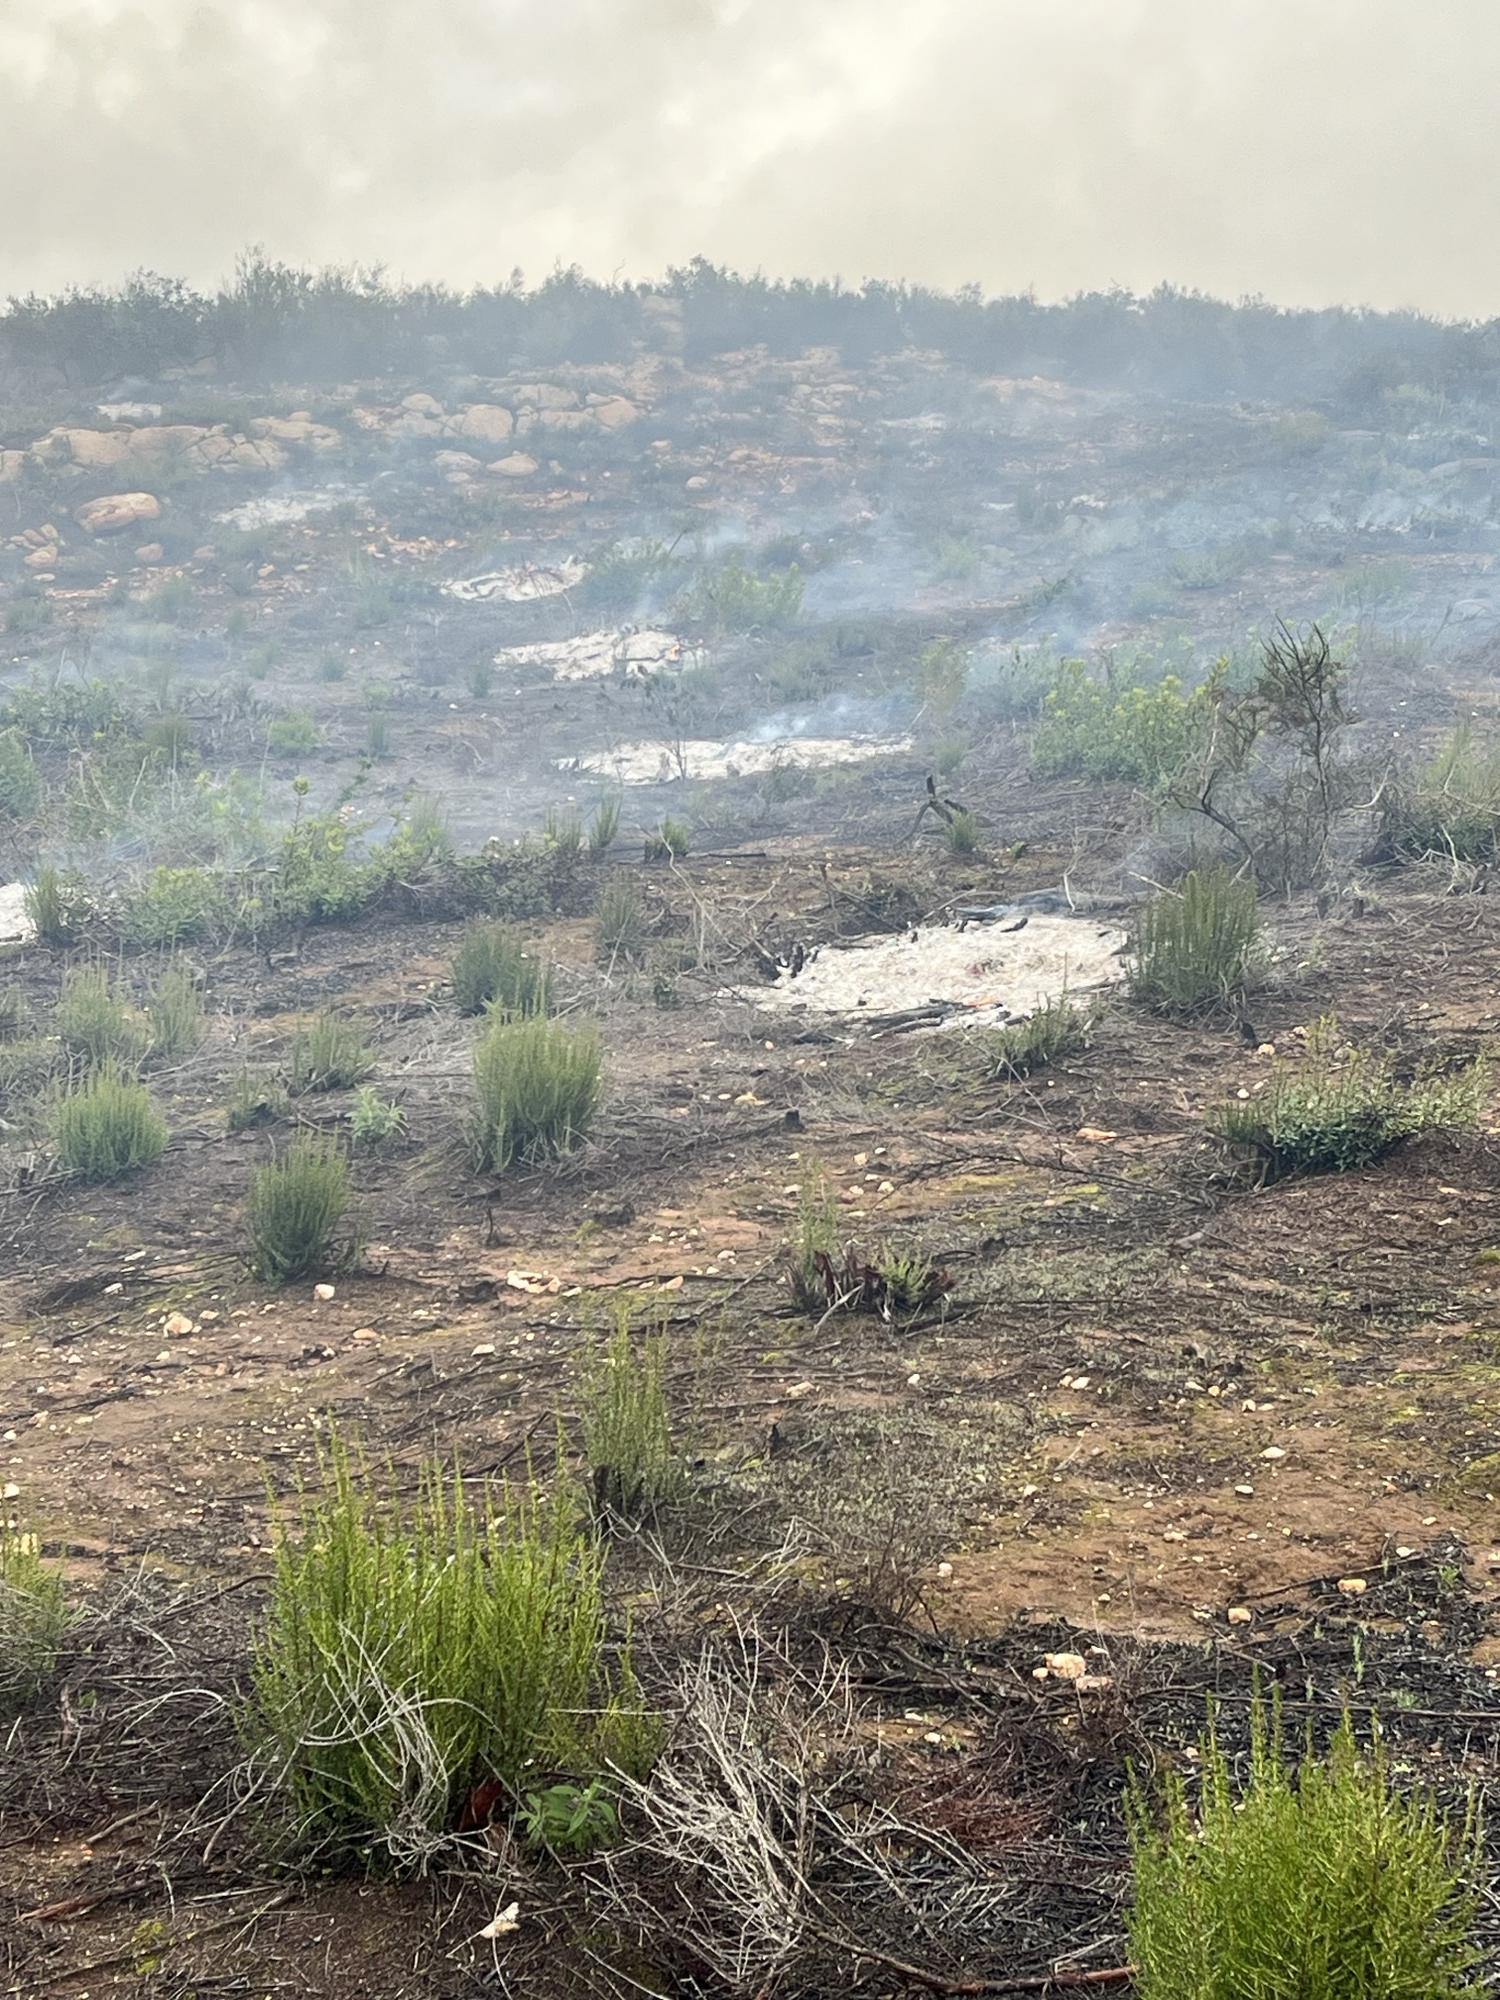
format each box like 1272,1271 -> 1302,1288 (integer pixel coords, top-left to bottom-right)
2,1 -> 1500,315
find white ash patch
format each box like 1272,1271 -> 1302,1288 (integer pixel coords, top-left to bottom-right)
445,557 -> 589,603
498,629 -> 699,682
751,914 -> 1126,1026
214,488 -> 359,530
564,734 -> 912,785
0,883 -> 35,945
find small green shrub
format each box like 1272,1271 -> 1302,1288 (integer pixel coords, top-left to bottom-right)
0,1523 -> 74,1714
587,797 -> 622,854
594,877 -> 647,961
55,966 -> 149,1070
1128,868 -> 1261,1012
125,865 -> 234,947
245,1443 -> 655,1864
580,1300 -> 677,1520
1128,1695 -> 1482,2000
227,1066 -> 288,1133
544,807 -> 583,857
679,558 -> 803,632
1032,657 -> 1212,788
351,1086 -> 406,1149
518,1778 -> 618,1857
289,1013 -> 374,1094
1210,1016 -> 1486,1180
247,1133 -> 354,1282
365,711 -> 391,760
147,964 -> 205,1059
267,711 -> 321,757
645,816 -> 690,862
0,729 -> 42,820
450,923 -> 551,1017
471,1015 -> 602,1171
24,866 -> 94,945
784,1160 -> 841,1311
53,1068 -> 168,1180
273,815 -> 370,925
943,808 -> 980,855
0,988 -> 29,1041
1380,726 -> 1500,864
980,997 -> 1093,1078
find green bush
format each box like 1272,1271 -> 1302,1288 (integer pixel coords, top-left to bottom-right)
1128,868 -> 1260,1012
245,1443 -> 656,1864
587,797 -> 622,854
350,1086 -> 406,1149
227,1065 -> 288,1133
248,1134 -> 354,1282
147,963 -> 205,1059
543,807 -> 583,857
679,557 -> 803,632
0,988 -> 29,1041
980,996 -> 1094,1077
580,1300 -> 677,1520
1032,658 -> 1212,788
55,966 -> 149,1070
784,1160 -> 841,1311
0,729 -> 41,820
124,865 -> 234,947
273,815 -> 370,925
943,808 -> 980,855
1128,1696 -> 1482,2000
645,816 -> 691,862
1210,1016 -> 1486,1180
53,1068 -> 168,1179
267,710 -> 321,757
1379,726 -> 1500,864
289,1012 -> 375,1094
450,923 -> 551,1018
471,1015 -> 602,1171
594,877 -> 647,961
24,865 -> 94,945
0,1522 -> 74,1714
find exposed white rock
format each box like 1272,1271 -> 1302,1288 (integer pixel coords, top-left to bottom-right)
445,557 -> 589,602
566,733 -> 910,784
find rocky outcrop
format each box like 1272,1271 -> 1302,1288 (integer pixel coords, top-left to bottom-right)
249,414 -> 342,453
0,450 -> 27,483
487,452 -> 539,477
74,492 -> 163,535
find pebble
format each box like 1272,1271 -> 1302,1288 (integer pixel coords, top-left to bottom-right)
1227,1606 -> 1253,1625
1260,1446 -> 1287,1462
1336,1576 -> 1367,1596
314,1283 -> 337,1302
163,1311 -> 195,1337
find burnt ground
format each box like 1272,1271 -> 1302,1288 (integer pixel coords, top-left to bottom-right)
3,815 -> 1500,1994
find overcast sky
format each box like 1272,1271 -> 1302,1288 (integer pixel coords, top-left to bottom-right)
2,0 -> 1497,316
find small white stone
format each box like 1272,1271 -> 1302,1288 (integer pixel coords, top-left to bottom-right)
1336,1576 -> 1367,1596
1260,1446 -> 1287,1462
314,1283 -> 336,1302
1227,1606 -> 1253,1625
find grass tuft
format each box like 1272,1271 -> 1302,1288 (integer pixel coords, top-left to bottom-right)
53,1067 -> 168,1179
450,923 -> 551,1018
147,963 -> 205,1060
248,1133 -> 355,1282
580,1298 -> 677,1521
980,996 -> 1095,1078
55,966 -> 148,1070
0,1522 -> 74,1714
471,1015 -> 602,1171
1128,867 -> 1260,1012
289,1013 -> 375,1094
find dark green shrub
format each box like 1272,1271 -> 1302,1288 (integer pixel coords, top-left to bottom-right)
1210,1016 -> 1485,1180
289,1013 -> 374,1094
147,963 -> 205,1059
245,1442 -> 656,1864
1128,868 -> 1260,1011
0,1522 -> 74,1714
53,1068 -> 168,1179
450,923 -> 551,1017
471,1015 -> 602,1170
247,1133 -> 354,1282
580,1300 -> 677,1520
1128,1696 -> 1482,2000
55,966 -> 148,1070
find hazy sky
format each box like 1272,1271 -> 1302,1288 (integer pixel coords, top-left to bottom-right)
3,0 -> 1498,316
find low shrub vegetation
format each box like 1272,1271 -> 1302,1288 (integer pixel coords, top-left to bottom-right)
0,1521 -> 74,1714
53,1068 -> 168,1180
350,1086 -> 407,1149
1032,657 -> 1212,788
1128,867 -> 1261,1011
245,1442 -> 656,1865
147,963 -> 205,1059
55,966 -> 149,1071
1210,1016 -> 1485,1180
289,1013 -> 375,1094
980,996 -> 1094,1077
248,1133 -> 354,1281
1128,1695 -> 1482,2000
594,877 -> 648,962
471,1015 -> 602,1170
580,1300 -> 677,1520
1379,725 -> 1500,864
450,923 -> 551,1017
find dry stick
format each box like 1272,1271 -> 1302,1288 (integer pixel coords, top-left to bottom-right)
810,1923 -> 1132,1996
7,1887 -> 294,1995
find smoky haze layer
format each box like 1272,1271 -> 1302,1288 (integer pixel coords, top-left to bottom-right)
3,0 -> 1500,316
